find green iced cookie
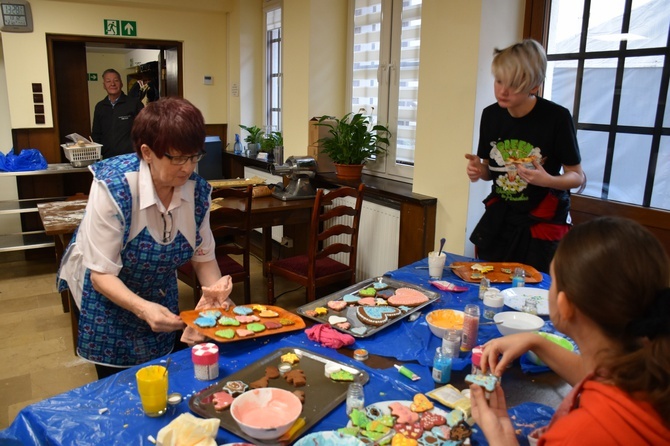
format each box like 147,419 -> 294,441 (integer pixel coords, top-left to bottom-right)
215,329 -> 235,339
359,287 -> 377,297
349,408 -> 370,428
337,427 -> 360,437
218,316 -> 240,326
330,370 -> 355,382
246,322 -> 266,333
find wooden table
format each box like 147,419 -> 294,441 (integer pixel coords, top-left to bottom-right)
37,195 -> 313,294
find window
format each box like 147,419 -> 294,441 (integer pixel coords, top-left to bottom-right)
541,0 -> 670,210
349,0 -> 422,181
265,3 -> 282,131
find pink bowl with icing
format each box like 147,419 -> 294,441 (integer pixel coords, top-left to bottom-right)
230,387 -> 302,440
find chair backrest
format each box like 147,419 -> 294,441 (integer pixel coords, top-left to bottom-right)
308,183 -> 365,277
209,185 -> 253,259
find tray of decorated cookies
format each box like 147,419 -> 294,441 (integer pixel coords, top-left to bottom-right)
189,347 -> 369,445
180,305 -> 305,343
296,277 -> 440,338
448,262 -> 542,283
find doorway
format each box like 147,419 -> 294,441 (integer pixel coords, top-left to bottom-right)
46,34 -> 183,161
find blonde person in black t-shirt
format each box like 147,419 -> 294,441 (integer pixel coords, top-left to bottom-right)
465,39 -> 585,273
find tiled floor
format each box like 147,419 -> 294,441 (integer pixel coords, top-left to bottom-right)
0,252 -> 308,430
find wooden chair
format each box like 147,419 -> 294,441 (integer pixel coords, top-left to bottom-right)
177,185 -> 253,304
267,184 -> 365,304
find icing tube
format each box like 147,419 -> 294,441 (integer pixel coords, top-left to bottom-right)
394,364 -> 420,381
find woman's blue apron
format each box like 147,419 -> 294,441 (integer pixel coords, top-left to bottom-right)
59,154 -> 210,367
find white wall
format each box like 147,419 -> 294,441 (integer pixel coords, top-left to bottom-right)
0,39 -> 20,233
464,0 -> 525,256
1,0 -> 229,129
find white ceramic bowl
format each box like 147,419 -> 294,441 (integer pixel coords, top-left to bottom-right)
526,332 -> 575,366
426,309 -> 465,338
230,387 -> 302,440
493,311 -> 544,336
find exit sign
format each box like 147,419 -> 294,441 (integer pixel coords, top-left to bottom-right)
88,73 -> 98,81
104,19 -> 137,37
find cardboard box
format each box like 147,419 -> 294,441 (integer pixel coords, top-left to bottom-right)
308,117 -> 336,173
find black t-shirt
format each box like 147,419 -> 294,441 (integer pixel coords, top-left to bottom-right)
477,96 -> 581,212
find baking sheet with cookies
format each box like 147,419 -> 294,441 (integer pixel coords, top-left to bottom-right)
296,278 -> 440,338
180,305 -> 305,343
189,347 -> 369,445
449,261 -> 542,283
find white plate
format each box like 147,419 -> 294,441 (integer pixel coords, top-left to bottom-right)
347,400 -> 458,445
294,430 -> 365,446
501,287 -> 549,316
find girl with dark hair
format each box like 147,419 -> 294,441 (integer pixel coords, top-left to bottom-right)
471,216 -> 670,445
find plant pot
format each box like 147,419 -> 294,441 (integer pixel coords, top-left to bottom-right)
246,143 -> 260,158
334,163 -> 364,180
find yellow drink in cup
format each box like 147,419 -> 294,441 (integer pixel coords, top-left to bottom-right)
136,365 -> 168,417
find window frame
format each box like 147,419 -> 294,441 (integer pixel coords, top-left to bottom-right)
264,1 -> 282,132
524,0 -> 670,249
347,0 -> 422,182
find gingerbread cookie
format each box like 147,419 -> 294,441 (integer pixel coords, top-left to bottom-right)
284,369 -> 306,387
327,300 -> 347,311
265,365 -> 280,379
391,433 -> 418,446
420,412 -> 446,430
211,391 -> 233,411
249,376 -> 269,389
388,288 -> 429,307
409,393 -> 433,413
388,402 -> 419,424
394,422 -> 423,440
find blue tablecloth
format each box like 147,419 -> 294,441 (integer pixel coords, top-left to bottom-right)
0,254 -> 556,445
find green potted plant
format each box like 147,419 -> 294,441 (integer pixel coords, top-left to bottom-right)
315,111 -> 391,180
239,124 -> 263,158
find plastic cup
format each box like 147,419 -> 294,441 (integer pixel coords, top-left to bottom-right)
428,251 -> 447,279
136,365 -> 168,417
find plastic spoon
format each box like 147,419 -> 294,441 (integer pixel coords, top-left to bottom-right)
438,237 -> 445,254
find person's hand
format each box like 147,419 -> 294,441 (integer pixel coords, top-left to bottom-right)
470,384 -> 519,446
516,159 -> 550,187
199,275 -> 235,310
137,301 -> 186,333
480,333 -> 535,376
465,153 -> 484,182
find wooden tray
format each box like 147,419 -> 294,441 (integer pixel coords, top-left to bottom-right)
180,305 -> 305,343
448,262 -> 542,283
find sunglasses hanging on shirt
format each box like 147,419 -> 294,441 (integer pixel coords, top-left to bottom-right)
162,211 -> 173,242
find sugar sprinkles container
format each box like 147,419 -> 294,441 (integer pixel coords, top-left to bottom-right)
192,342 -> 219,380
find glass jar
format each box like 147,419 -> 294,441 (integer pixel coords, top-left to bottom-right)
460,304 -> 480,352
346,382 -> 365,414
483,289 -> 504,320
432,347 -> 452,384
522,297 -> 538,315
512,267 -> 526,287
479,277 -> 491,300
442,329 -> 461,358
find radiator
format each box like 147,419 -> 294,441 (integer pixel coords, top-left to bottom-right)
325,197 -> 400,281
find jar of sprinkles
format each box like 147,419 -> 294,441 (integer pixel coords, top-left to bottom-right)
192,343 -> 219,380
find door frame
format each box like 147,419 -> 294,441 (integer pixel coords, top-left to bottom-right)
45,33 -> 183,162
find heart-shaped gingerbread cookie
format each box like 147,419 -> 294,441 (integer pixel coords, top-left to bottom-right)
356,306 -> 402,326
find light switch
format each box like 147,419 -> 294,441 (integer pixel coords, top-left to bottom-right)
204,76 -> 212,85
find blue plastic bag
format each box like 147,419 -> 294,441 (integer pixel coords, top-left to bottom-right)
0,148 -> 48,172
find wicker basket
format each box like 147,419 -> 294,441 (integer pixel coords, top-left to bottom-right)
61,143 -> 102,167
